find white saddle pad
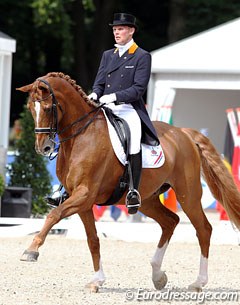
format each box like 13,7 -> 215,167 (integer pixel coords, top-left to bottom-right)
103,111 -> 165,168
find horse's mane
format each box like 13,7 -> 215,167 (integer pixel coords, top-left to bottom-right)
45,72 -> 99,108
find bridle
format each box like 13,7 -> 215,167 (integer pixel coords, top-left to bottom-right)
34,78 -> 59,141
33,78 -> 103,147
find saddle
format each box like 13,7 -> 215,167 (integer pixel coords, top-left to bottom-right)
97,107 -> 131,206
103,107 -> 130,157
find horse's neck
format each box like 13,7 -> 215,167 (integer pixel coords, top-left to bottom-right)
58,95 -> 106,145
59,93 -> 92,128
57,107 -> 108,165
67,94 -> 91,118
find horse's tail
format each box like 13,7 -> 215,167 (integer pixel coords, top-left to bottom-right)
182,127 -> 240,230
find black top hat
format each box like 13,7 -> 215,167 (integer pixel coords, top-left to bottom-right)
109,13 -> 138,29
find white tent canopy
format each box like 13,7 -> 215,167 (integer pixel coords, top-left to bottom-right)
147,18 -> 240,152
0,31 -> 16,175
150,18 -> 240,74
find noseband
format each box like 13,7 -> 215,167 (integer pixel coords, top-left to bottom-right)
33,78 -> 103,146
34,78 -> 59,141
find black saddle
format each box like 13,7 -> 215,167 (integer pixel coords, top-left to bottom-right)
97,107 -> 131,206
103,107 -> 130,156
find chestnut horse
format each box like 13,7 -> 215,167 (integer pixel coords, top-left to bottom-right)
18,72 -> 240,293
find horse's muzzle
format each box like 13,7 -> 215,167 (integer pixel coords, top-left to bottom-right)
35,137 -> 55,156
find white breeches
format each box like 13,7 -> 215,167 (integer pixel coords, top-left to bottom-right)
106,103 -> 141,154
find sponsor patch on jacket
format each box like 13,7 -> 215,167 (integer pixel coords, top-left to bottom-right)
125,65 -> 134,68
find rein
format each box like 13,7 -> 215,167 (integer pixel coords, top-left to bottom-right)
35,78 -> 103,149
57,106 -> 102,143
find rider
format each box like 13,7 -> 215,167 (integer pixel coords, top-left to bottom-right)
46,13 -> 159,214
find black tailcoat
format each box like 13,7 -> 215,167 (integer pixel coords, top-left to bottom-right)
93,43 -> 159,146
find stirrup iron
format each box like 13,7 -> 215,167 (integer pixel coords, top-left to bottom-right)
126,189 -> 141,208
126,189 -> 141,215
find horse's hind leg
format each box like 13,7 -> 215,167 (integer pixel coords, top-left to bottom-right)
184,204 -> 212,292
78,210 -> 105,292
176,182 -> 212,292
139,194 -> 180,290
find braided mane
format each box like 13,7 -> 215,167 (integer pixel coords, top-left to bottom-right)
45,72 -> 99,107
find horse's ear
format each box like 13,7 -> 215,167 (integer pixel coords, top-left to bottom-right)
16,84 -> 32,93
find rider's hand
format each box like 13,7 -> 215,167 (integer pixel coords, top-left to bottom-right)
99,93 -> 116,105
88,92 -> 98,101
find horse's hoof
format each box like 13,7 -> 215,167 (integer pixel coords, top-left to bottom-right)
20,250 -> 39,262
85,282 -> 100,293
152,271 -> 168,290
188,283 -> 202,292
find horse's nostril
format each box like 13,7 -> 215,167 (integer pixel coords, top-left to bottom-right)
44,146 -> 51,153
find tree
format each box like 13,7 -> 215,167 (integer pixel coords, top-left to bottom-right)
0,174 -> 5,197
2,0 -> 240,125
8,104 -> 52,216
168,0 -> 187,43
0,174 -> 4,217
185,0 -> 240,37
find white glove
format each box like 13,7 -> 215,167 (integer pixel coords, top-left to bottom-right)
88,92 -> 98,101
99,93 -> 116,105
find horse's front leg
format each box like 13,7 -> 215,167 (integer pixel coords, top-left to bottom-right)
78,209 -> 106,292
20,187 -> 88,262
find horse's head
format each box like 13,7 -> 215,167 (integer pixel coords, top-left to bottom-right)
17,72 -> 101,156
17,76 -> 64,156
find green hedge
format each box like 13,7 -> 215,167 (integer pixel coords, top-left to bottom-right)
0,174 -> 5,197
8,105 -> 52,216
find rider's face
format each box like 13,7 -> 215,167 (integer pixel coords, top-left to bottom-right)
113,25 -> 135,45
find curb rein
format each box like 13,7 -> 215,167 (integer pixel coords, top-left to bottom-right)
34,78 -> 103,159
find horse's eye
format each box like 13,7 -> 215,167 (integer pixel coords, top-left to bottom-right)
39,85 -> 49,93
43,105 -> 52,113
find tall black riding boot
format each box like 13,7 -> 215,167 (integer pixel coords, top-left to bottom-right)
45,190 -> 69,208
126,151 -> 142,214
